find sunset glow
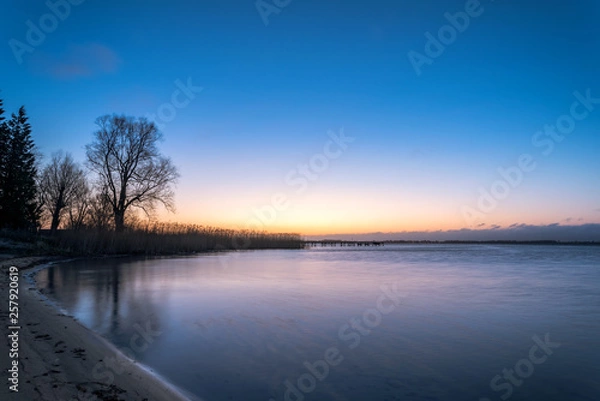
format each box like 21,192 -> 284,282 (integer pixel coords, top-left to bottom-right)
3,0 -> 599,238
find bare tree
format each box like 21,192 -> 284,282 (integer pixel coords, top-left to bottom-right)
39,151 -> 87,234
65,178 -> 91,230
85,115 -> 179,232
85,188 -> 113,230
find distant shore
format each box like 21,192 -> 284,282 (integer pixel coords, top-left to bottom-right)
306,239 -> 600,246
0,255 -> 197,401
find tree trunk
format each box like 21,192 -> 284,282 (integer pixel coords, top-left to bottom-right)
114,209 -> 125,233
115,182 -> 127,233
50,192 -> 64,235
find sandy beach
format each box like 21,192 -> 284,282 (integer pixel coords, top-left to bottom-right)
0,254 -> 195,401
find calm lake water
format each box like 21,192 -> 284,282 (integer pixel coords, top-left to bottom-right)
36,244 -> 600,401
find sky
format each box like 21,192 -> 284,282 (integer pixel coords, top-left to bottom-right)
1,0 -> 599,237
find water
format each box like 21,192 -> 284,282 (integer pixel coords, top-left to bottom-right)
36,244 -> 600,401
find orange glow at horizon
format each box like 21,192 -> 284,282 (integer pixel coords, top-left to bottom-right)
153,173 -> 600,236
158,206 -> 600,236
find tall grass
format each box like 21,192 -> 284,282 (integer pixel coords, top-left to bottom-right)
42,223 -> 304,255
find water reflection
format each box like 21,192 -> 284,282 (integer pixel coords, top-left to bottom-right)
36,246 -> 600,401
38,258 -> 167,357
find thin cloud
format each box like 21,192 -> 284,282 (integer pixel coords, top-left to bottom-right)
308,224 -> 600,242
33,43 -> 121,79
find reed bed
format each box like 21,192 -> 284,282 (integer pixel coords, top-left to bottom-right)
40,223 -> 304,255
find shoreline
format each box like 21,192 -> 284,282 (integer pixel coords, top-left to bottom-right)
0,256 -> 200,401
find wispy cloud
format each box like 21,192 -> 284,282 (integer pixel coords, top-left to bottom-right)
33,43 -> 121,79
308,224 -> 600,242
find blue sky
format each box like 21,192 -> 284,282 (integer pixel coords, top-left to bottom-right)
1,0 -> 599,235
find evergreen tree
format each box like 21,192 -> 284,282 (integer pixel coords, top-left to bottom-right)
0,106 -> 39,230
0,96 -> 9,225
